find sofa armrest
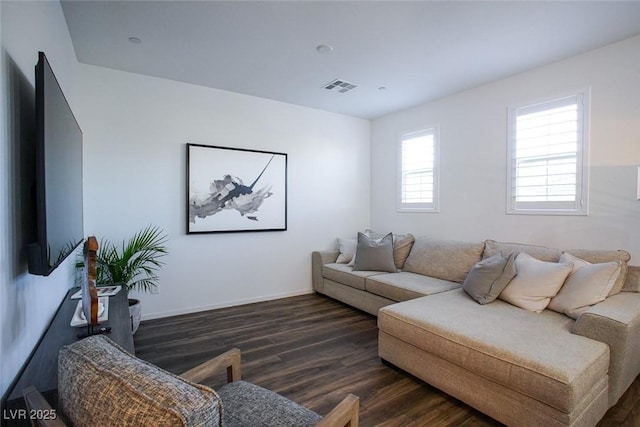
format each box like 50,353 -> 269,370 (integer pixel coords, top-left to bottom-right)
572,291 -> 640,405
314,250 -> 339,265
312,250 -> 339,293
622,265 -> 640,292
180,348 -> 242,384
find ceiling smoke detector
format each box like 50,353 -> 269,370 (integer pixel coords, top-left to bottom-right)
322,79 -> 357,94
316,44 -> 333,54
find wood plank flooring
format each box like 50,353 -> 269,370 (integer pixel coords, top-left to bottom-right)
134,294 -> 639,426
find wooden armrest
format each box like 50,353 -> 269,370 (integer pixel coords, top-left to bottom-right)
315,394 -> 359,427
179,348 -> 242,384
21,386 -> 67,427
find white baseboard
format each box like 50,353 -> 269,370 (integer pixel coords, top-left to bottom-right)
141,289 -> 315,321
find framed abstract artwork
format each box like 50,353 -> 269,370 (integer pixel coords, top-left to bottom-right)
187,144 -> 288,233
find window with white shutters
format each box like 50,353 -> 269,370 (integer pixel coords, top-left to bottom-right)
398,127 -> 439,212
507,92 -> 589,215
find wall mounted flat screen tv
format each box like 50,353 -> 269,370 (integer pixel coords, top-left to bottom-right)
28,51 -> 84,276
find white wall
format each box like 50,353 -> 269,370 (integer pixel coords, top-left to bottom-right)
371,35 -> 640,263
0,1 -> 78,398
76,64 -> 371,320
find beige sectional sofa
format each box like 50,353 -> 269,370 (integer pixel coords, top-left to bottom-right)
311,237 -> 640,427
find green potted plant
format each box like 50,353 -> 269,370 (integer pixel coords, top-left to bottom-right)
79,225 -> 168,334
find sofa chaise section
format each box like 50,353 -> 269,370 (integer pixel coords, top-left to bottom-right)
378,289 -> 610,427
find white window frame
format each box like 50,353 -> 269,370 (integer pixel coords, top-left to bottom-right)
397,126 -> 440,212
506,89 -> 590,216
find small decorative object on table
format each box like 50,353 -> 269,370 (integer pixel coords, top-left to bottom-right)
82,236 -> 99,325
70,297 -> 109,327
76,237 -> 111,337
71,285 -> 121,299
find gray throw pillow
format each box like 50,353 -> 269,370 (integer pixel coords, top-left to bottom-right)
463,253 -> 517,304
352,232 -> 396,272
365,229 -> 415,270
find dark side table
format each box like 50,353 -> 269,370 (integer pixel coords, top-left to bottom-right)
2,287 -> 134,426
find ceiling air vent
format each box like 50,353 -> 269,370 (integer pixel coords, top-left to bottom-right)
322,79 -> 357,93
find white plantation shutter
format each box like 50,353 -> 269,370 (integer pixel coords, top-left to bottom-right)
507,92 -> 589,215
398,127 -> 439,211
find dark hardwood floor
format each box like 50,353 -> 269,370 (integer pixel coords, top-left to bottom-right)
134,293 -> 639,426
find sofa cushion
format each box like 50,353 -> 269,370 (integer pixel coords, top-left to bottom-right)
463,253 -> 517,305
548,253 -> 621,319
58,335 -> 221,427
366,230 -> 415,270
322,263 -> 384,291
403,238 -> 485,283
499,253 -> 572,313
218,380 -> 321,427
483,239 -> 562,261
366,272 -> 460,302
352,232 -> 396,272
484,240 -> 630,296
378,289 -> 610,413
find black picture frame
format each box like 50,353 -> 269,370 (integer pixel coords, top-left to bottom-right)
186,144 -> 288,233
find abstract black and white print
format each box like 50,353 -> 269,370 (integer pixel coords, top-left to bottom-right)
187,144 -> 287,233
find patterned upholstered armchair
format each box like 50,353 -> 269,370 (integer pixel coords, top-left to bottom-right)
23,335 -> 359,427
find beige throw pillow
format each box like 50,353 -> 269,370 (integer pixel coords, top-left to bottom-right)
391,234 -> 415,270
484,240 -> 630,296
336,238 -> 356,263
499,253 -> 572,313
567,249 -> 630,296
548,253 -> 621,319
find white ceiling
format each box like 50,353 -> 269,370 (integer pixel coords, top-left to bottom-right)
61,1 -> 640,119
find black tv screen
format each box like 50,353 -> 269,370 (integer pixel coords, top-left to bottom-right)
29,52 -> 83,276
